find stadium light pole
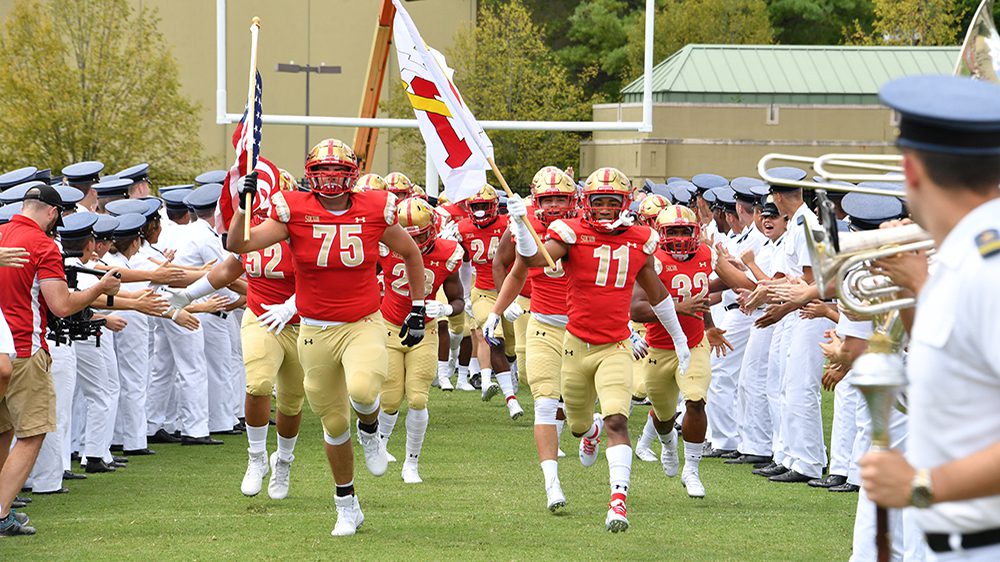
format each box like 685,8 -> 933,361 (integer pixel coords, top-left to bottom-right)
276,62 -> 343,155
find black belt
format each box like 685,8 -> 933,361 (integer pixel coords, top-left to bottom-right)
209,311 -> 229,319
926,528 -> 1000,553
725,303 -> 740,311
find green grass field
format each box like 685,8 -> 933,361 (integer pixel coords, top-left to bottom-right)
7,388 -> 855,560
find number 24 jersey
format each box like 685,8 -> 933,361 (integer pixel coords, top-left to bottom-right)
269,189 -> 397,322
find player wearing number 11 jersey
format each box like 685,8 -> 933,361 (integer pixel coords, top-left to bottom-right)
508,167 -> 692,533
228,138 -> 427,538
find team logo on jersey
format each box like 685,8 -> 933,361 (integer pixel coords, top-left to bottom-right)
663,264 -> 677,272
305,215 -> 320,223
626,241 -> 638,249
699,261 -> 708,268
581,235 -> 595,243
303,339 -> 314,345
356,217 -> 367,223
429,260 -> 441,267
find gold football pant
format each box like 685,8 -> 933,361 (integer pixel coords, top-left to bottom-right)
382,321 -> 438,413
513,295 -> 530,384
560,331 -> 633,435
471,287 -> 514,342
241,310 -> 305,417
526,316 -> 564,401
297,312 -> 387,437
642,340 -> 712,421
630,322 -> 648,399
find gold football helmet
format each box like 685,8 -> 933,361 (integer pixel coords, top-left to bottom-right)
355,173 -> 387,193
530,166 -> 577,225
277,168 -> 298,192
397,196 -> 438,253
384,172 -> 413,199
304,138 -> 358,196
467,184 -> 500,227
655,205 -> 701,254
637,194 -> 670,226
410,185 -> 428,200
582,167 -> 632,232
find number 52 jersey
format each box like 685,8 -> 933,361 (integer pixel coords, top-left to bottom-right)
269,189 -> 397,322
546,217 -> 659,345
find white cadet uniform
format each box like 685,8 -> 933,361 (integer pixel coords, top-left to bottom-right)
146,225 -> 185,437
829,315 -> 868,479
735,232 -> 785,457
706,223 -> 767,451
776,203 -> 834,478
907,198 -> 1000,560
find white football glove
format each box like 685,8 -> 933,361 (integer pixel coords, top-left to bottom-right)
424,300 -> 454,320
502,301 -> 525,322
482,312 -> 503,346
629,327 -> 649,361
258,295 -> 297,334
506,194 -> 528,220
163,288 -> 194,311
674,342 -> 692,374
464,297 -> 475,320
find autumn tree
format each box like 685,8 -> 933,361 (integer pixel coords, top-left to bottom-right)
846,0 -> 961,45
0,0 -> 205,184
384,0 -> 590,192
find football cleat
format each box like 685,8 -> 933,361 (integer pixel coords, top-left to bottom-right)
605,499 -> 629,533
681,469 -> 706,498
357,423 -> 388,477
507,399 -> 524,420
437,374 -> 454,392
331,495 -> 365,537
268,452 -> 293,500
455,380 -> 475,392
634,444 -> 657,462
660,430 -> 679,477
546,481 -> 567,513
401,460 -> 422,484
557,448 -> 566,458
579,414 -> 604,468
380,434 -> 397,463
482,381 -> 500,402
241,450 -> 269,496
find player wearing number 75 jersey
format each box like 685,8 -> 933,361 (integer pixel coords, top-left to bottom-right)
228,138 -> 427,538
508,166 -> 691,533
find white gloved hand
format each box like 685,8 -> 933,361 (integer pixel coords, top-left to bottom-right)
506,194 -> 528,220
674,342 -> 691,374
163,288 -> 194,311
424,300 -> 454,319
482,312 -> 502,346
464,297 -> 475,320
629,328 -> 649,361
258,296 -> 297,334
502,301 -> 525,322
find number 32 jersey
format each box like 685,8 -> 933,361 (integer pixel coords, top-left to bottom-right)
644,244 -> 715,350
240,240 -> 299,323
547,218 -> 659,345
269,189 -> 397,322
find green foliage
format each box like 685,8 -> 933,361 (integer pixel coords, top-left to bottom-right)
624,0 -> 775,83
0,0 -> 206,184
766,0 -> 875,44
846,0 -> 961,45
557,0 -> 642,101
384,0 -> 590,192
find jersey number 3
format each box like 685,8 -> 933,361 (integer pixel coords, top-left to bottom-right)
671,272 -> 709,300
313,225 -> 364,268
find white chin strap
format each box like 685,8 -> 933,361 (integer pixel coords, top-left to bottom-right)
608,210 -> 635,230
318,191 -> 348,200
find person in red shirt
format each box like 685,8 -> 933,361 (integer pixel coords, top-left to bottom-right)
486,165 -> 578,513
377,197 -> 464,484
0,184 -> 120,536
228,139 -> 426,538
456,185 -> 522,416
508,167 -> 690,533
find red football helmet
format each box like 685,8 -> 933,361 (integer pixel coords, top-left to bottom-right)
582,167 -> 632,233
304,139 -> 358,196
467,185 -> 500,227
397,196 -> 438,254
655,205 -> 701,254
531,166 -> 577,226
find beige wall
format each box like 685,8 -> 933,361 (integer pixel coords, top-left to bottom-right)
0,0 -> 476,180
581,103 -> 901,181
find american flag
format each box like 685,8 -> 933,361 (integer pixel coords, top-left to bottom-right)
218,70 -> 279,231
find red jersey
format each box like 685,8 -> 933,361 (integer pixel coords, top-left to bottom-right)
547,218 -> 659,345
0,215 -> 66,357
644,244 -> 715,350
457,215 -> 509,291
519,209 -> 566,316
379,238 -> 463,326
240,239 -> 299,323
270,189 -> 396,322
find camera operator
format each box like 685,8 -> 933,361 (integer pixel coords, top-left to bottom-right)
0,184 -> 120,537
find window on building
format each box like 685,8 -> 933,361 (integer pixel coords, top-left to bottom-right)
767,104 -> 780,125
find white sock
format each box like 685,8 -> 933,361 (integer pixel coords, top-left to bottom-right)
437,361 -> 450,379
379,411 -> 399,440
584,419 -> 600,441
683,440 -> 704,472
246,423 -> 268,455
606,444 -> 632,501
449,331 -> 463,355
540,459 -> 559,488
555,417 -> 565,439
457,366 -> 470,384
637,413 -> 658,450
658,428 -> 676,447
510,361 -> 518,380
481,367 -> 493,385
496,371 -> 515,399
276,433 -> 297,461
470,357 -> 480,375
405,408 -> 429,463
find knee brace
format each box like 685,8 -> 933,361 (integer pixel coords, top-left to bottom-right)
534,397 -> 559,426
350,395 -> 380,416
324,428 -> 351,446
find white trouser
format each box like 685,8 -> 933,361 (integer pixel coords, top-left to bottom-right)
228,310 -> 246,420
706,307 -> 756,450
736,321 -> 776,457
28,342 -> 76,492
851,408 -> 927,562
778,314 -> 834,478
113,310 -> 150,450
927,544 -> 1000,561
201,312 -> 235,432
769,315 -> 793,464
70,380 -> 86,456
150,317 -> 208,437
830,379 -> 861,477
75,338 -> 116,460
101,330 -> 120,461
146,317 -> 178,435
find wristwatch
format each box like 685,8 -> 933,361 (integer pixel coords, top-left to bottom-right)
910,468 -> 934,508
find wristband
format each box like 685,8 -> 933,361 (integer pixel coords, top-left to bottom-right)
107,295 -> 114,307
512,221 -> 538,258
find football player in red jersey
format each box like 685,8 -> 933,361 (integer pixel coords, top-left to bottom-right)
377,197 -> 464,484
630,205 -> 734,500
228,139 -> 427,537
167,174 -> 305,500
507,167 -> 691,532
456,185 -> 523,417
486,166 -> 577,512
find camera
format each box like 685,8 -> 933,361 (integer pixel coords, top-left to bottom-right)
46,251 -> 109,347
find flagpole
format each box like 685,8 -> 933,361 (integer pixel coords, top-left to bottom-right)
244,16 -> 261,242
486,159 -> 555,269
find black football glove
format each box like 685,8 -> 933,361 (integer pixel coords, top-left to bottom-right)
238,171 -> 258,211
399,304 -> 426,347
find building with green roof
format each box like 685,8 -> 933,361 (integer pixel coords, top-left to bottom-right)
580,44 -> 960,181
